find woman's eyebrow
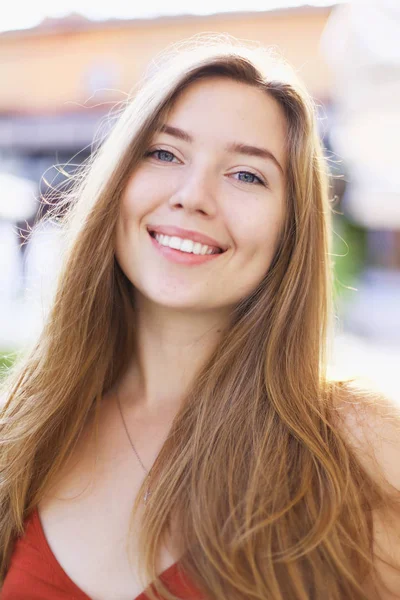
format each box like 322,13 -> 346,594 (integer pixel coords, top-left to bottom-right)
159,124 -> 192,143
225,142 -> 284,176
158,124 -> 283,176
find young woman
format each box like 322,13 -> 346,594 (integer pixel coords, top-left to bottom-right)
0,34 -> 399,600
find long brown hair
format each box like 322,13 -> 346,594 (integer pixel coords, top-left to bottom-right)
0,34 -> 392,599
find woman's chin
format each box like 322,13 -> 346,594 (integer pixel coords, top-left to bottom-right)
133,290 -> 208,312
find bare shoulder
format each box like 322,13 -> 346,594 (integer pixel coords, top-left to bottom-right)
332,379 -> 400,598
332,377 -> 400,494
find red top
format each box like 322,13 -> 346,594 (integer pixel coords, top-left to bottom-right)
1,509 -> 204,600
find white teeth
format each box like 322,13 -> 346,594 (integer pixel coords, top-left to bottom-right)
180,239 -> 194,253
169,236 -> 182,250
153,232 -> 220,256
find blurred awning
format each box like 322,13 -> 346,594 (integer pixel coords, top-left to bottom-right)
321,0 -> 400,228
0,109 -> 111,152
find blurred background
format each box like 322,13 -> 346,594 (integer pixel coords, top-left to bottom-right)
0,0 -> 399,401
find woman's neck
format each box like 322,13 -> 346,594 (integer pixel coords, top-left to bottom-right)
118,294 -> 230,416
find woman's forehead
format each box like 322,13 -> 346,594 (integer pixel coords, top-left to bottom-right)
159,77 -> 287,172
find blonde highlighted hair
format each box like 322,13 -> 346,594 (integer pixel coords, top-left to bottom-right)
0,34 -> 391,599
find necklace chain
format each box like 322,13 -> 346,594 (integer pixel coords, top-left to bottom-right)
116,390 -> 152,504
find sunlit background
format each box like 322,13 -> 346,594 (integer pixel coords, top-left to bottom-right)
0,0 -> 399,401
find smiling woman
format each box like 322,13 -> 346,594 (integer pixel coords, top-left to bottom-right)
1,33 -> 400,600
115,76 -> 286,312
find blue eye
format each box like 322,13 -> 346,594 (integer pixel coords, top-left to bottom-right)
145,150 -> 266,187
146,149 -> 176,162
235,171 -> 264,186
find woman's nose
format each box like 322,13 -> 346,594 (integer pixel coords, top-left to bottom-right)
168,169 -> 218,217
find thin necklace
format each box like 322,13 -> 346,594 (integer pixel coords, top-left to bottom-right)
116,390 -> 152,505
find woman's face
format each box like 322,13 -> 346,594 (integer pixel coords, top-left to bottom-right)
115,77 -> 287,313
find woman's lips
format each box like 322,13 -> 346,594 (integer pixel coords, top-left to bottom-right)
146,224 -> 227,252
148,230 -> 225,265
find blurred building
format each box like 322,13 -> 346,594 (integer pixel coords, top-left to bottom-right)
322,0 -> 400,342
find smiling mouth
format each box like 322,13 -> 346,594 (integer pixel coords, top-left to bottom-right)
148,230 -> 224,255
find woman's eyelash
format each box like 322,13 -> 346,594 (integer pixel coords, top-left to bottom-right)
145,149 -> 267,187
234,171 -> 266,186
145,148 -> 177,162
